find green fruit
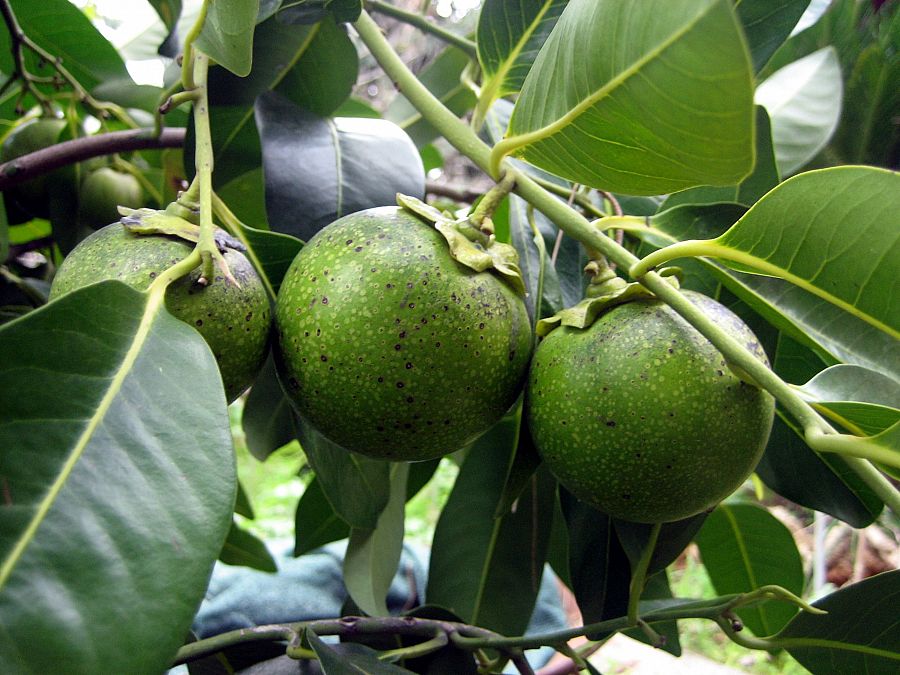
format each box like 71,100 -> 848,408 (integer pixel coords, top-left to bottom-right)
527,291 -> 774,523
79,167 -> 144,229
1,118 -> 72,222
50,223 -> 271,402
274,206 -> 533,462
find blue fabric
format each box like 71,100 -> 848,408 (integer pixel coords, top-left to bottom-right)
192,540 -> 567,671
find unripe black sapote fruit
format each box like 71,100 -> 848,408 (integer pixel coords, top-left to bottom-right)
79,167 -> 144,229
527,291 -> 775,523
50,223 -> 270,401
274,206 -> 533,462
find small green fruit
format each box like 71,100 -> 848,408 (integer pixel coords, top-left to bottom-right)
50,223 -> 270,401
1,118 -> 72,222
274,206 -> 533,462
79,167 -> 144,229
527,292 -> 774,523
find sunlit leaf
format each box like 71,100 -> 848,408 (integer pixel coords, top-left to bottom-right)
196,0 -> 259,77
497,0 -> 755,194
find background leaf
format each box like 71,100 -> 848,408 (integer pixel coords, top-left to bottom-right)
294,477 -> 350,557
255,92 -> 425,241
343,463 -> 408,617
220,520 -> 278,572
307,629 -> 415,674
735,0 -> 812,73
0,283 -> 235,674
776,570 -> 900,673
755,47 -> 843,175
242,355 -> 296,462
695,503 -> 805,637
196,0 -> 259,77
295,415 -> 392,530
502,0 -> 754,194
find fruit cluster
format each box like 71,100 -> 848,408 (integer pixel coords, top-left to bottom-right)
49,203 -> 774,524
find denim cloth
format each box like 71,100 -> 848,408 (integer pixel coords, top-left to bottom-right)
192,540 -> 566,671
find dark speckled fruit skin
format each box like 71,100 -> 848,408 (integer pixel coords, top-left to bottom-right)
527,291 -> 774,523
49,223 -> 270,402
274,206 -> 533,462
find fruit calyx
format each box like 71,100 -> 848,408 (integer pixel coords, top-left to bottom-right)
119,206 -> 244,286
536,263 -> 682,338
397,193 -> 525,297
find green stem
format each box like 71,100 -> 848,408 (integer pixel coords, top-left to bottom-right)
147,247 -> 201,296
352,9 -> 899,509
627,522 -> 661,626
469,170 -> 516,228
837,456 -> 900,512
378,631 -> 448,661
188,52 -> 217,284
181,0 -> 211,90
364,0 -> 477,57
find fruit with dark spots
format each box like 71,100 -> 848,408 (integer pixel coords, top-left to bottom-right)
274,206 -> 533,462
49,223 -> 271,402
78,167 -> 145,229
526,291 -> 774,523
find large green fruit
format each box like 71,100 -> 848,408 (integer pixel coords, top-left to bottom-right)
78,167 -> 145,229
50,223 -> 270,402
527,292 -> 774,523
1,118 -> 73,222
274,206 -> 532,461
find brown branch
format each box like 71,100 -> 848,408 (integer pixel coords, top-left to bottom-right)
0,127 -> 186,190
425,179 -> 482,203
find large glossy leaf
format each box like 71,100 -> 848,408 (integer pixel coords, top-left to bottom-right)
242,355 -> 296,461
643,167 -> 899,342
255,92 -> 425,241
294,415 -> 392,530
474,0 -> 568,121
0,0 -> 130,93
220,520 -> 278,572
756,411 -> 883,528
426,410 -> 554,636
208,16 -> 357,116
695,503 -> 804,637
776,570 -> 900,673
735,0 -> 812,72
385,46 -> 478,148
755,47 -> 843,175
798,365 -> 900,436
497,0 -> 755,195
0,282 -> 236,674
661,106 -> 780,210
295,477 -> 350,557
196,0 -> 259,77
343,463 -> 408,617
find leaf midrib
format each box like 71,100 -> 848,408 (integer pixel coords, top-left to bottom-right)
0,286 -> 164,589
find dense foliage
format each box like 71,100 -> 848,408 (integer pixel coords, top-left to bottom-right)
0,1 -> 897,673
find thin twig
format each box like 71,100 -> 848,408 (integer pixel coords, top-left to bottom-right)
365,0 -> 477,56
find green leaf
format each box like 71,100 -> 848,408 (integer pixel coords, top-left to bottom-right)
196,0 -> 259,77
307,630 -> 415,674
641,167 -> 899,342
233,221 -> 304,295
661,106 -> 780,209
0,196 -> 8,263
614,513 -> 708,577
0,282 -> 235,673
623,571 -> 682,656
295,477 -> 350,556
0,0 -> 130,93
757,411 -> 883,528
776,570 -> 900,672
220,520 -> 278,572
385,46 -> 478,148
343,463 -> 408,617
255,92 -> 425,241
735,0 -> 812,73
695,503 -> 804,637
798,364 -> 900,436
755,47 -> 843,175
497,0 -> 755,195
295,415 -> 391,530
474,0 -> 568,120
148,0 -> 183,57
242,355 -> 296,461
427,411 -> 555,636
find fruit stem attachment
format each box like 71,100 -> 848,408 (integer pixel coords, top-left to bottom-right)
352,9 -> 900,511
627,522 -> 661,626
469,170 -> 516,230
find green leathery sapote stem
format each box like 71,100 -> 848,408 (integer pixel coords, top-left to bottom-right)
274,206 -> 533,462
527,291 -> 775,523
49,223 -> 271,402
